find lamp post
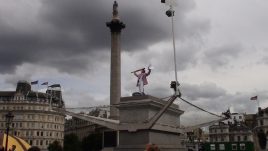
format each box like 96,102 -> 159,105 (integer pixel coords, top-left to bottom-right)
5,111 -> 14,151
161,0 -> 181,96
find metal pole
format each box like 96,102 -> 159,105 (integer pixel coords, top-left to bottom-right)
5,127 -> 9,151
170,5 -> 178,83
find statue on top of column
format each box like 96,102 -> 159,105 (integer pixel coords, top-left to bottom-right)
113,1 -> 119,20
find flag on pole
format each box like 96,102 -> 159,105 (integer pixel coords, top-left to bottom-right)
31,80 -> 38,85
250,96 -> 258,100
49,84 -> 61,88
41,82 -> 48,85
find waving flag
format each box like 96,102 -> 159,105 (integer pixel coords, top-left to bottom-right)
49,84 -> 61,88
250,96 -> 258,100
41,82 -> 48,85
30,80 -> 38,85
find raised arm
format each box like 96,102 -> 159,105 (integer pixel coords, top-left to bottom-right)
134,71 -> 138,77
146,69 -> 151,76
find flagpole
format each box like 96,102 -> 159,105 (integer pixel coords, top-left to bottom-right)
45,83 -> 51,110
49,86 -> 52,111
257,98 -> 260,108
37,82 -> 39,101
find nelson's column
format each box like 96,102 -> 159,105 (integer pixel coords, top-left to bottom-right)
106,1 -> 125,120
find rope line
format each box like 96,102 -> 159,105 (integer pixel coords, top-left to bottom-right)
65,105 -> 111,110
178,97 -> 223,118
65,96 -> 223,119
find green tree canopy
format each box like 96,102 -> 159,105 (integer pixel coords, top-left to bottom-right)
64,133 -> 81,151
48,141 -> 63,151
81,133 -> 102,151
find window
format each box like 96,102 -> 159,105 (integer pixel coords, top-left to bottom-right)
237,136 -> 241,141
30,140 -> 33,145
243,136 -> 247,141
239,116 -> 242,119
210,144 -> 215,150
260,120 -> 264,126
232,144 -> 237,150
240,143 -> 245,150
219,144 -> 225,150
221,137 -> 224,141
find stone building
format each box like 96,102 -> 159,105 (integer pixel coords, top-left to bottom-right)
207,115 -> 254,150
255,107 -> 268,150
256,107 -> 268,132
226,113 -> 245,124
0,81 -> 65,151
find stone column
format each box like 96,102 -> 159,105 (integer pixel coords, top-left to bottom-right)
106,1 -> 125,120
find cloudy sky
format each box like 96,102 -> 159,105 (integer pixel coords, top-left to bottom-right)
1,0 -> 268,125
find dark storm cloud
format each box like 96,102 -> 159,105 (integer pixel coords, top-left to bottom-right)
0,0 -> 209,74
203,43 -> 243,69
4,73 -> 33,86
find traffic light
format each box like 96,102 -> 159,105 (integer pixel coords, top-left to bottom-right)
161,0 -> 165,3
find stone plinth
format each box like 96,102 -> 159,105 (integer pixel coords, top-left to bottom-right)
115,95 -> 186,151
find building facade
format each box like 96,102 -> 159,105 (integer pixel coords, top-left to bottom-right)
255,107 -> 268,150
256,107 -> 268,133
206,113 -> 254,151
0,81 -> 65,151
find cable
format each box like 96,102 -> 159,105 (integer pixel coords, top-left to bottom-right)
160,95 -> 173,100
65,105 -> 111,110
178,97 -> 223,118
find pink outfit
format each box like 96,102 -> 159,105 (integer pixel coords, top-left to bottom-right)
134,69 -> 151,93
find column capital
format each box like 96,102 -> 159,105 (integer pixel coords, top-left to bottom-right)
106,20 -> 125,33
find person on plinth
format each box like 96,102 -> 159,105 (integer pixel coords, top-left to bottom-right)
133,67 -> 151,95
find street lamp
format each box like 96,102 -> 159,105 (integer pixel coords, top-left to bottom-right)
161,0 -> 181,96
5,111 -> 14,151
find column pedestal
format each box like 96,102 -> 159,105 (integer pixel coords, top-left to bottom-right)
115,95 -> 186,151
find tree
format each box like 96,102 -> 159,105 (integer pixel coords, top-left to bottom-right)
48,141 -> 63,151
64,133 -> 81,151
81,133 -> 102,151
88,109 -> 101,117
